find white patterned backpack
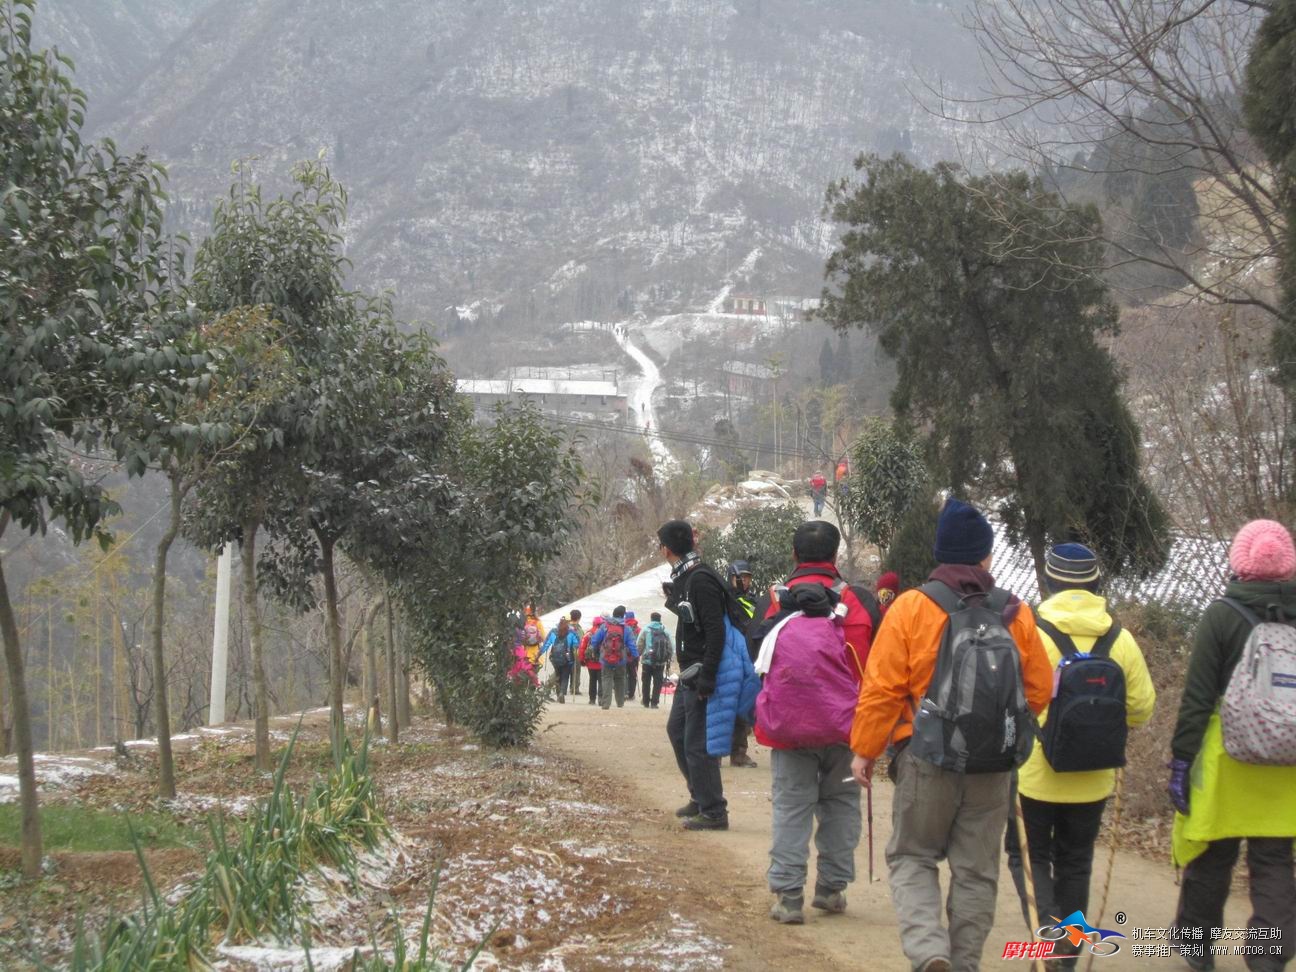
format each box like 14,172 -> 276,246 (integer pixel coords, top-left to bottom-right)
1218,599 -> 1296,765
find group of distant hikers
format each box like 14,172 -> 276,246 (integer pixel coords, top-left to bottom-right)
808,461 -> 851,518
516,603 -> 677,709
642,503 -> 1294,972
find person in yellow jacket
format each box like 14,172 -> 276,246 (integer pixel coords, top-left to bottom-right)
1004,543 -> 1155,964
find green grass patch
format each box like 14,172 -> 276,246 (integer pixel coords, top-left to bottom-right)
0,804 -> 193,853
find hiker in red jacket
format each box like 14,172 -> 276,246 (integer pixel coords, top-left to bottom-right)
750,521 -> 878,671
810,472 -> 828,517
578,616 -> 605,706
751,519 -> 875,925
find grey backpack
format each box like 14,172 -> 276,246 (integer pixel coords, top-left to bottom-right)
909,582 -> 1034,774
1218,599 -> 1296,765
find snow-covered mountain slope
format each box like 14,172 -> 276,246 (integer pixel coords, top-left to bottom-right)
49,0 -> 985,346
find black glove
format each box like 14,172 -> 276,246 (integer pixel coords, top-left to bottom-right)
695,673 -> 716,699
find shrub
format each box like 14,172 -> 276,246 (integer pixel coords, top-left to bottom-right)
708,503 -> 805,590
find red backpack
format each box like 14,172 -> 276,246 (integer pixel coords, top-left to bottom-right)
601,622 -> 627,665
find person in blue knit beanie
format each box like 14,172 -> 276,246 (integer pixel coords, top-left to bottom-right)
932,497 -> 995,565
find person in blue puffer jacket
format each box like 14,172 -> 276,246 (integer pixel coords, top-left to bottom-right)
658,519 -> 759,832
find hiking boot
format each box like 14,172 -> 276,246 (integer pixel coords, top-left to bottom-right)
769,893 -> 805,925
675,801 -> 700,818
651,702 -> 659,709
730,754 -> 758,768
682,813 -> 729,831
811,886 -> 846,914
918,959 -> 951,972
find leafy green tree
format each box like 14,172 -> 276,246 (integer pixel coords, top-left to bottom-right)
817,156 -> 1169,584
843,419 -> 929,555
395,404 -> 584,746
0,0 -> 191,877
882,498 -> 940,589
1244,0 -> 1296,404
709,503 -> 805,591
186,164 -> 353,764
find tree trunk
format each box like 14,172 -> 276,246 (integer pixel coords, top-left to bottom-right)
363,599 -> 382,737
150,473 -> 183,799
0,517 -> 43,878
397,621 -> 412,729
242,520 -> 271,771
385,596 -> 399,743
317,531 -> 345,747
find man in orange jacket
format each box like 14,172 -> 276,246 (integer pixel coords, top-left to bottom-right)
850,498 -> 1051,972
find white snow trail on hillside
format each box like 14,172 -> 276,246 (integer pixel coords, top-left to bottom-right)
611,325 -> 679,478
707,246 -> 763,314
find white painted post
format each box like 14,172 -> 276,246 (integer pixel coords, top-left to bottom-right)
208,544 -> 232,725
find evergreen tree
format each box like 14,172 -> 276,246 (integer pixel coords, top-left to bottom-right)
817,155 -> 1169,583
818,338 -> 835,385
1244,0 -> 1296,400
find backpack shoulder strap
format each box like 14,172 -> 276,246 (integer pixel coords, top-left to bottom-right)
1032,610 -> 1080,659
1089,620 -> 1123,659
1217,597 -> 1261,629
846,583 -> 883,633
918,580 -> 963,616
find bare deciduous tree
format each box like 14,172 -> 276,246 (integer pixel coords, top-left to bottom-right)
944,0 -> 1282,317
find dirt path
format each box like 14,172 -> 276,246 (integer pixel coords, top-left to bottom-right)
538,699 -> 1255,970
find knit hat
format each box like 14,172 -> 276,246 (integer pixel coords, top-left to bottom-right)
1229,519 -> 1296,582
1045,543 -> 1100,588
876,571 -> 900,607
932,498 -> 994,565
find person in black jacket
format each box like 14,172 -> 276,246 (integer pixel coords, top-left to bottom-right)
659,519 -> 731,831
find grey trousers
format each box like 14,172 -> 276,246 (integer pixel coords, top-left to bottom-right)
599,666 -> 627,708
768,744 -> 861,896
887,748 -> 1011,972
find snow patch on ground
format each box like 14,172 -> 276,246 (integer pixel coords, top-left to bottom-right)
162,792 -> 259,819
0,754 -> 116,803
215,944 -> 369,971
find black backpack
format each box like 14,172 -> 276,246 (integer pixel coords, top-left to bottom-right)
550,633 -> 574,668
910,582 -> 1034,774
644,627 -> 672,666
1033,613 -> 1128,772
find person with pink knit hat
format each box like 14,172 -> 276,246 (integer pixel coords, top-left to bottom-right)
1168,519 -> 1296,970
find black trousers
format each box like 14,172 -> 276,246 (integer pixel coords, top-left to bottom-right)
666,683 -> 726,818
1175,837 -> 1294,972
1005,793 -> 1106,948
626,659 -> 639,699
641,664 -> 665,706
552,664 -> 572,699
587,668 -> 601,704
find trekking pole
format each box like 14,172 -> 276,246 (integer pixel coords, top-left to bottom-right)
867,783 -> 875,883
1085,768 -> 1124,972
1013,791 -> 1046,972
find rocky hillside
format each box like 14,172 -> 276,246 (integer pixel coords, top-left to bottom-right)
39,0 -> 985,358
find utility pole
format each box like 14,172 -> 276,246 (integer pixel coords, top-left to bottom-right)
208,544 -> 232,725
